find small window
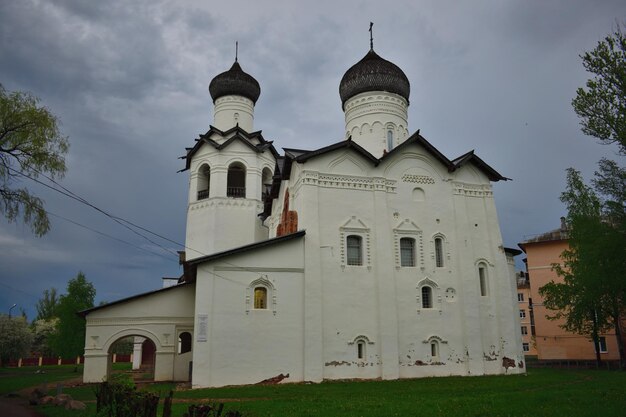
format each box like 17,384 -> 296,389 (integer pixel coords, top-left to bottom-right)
521,326 -> 528,335
178,332 -> 192,354
357,341 -> 365,360
422,286 -> 433,309
387,130 -> 394,151
522,343 -> 530,352
598,336 -> 608,353
227,162 -> 246,198
347,235 -> 363,266
430,341 -> 439,358
479,266 -> 488,296
517,293 -> 524,302
400,238 -> 415,267
435,237 -> 444,267
254,287 -> 267,309
519,309 -> 526,318
197,164 -> 210,200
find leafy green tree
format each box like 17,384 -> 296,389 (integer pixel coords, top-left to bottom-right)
49,272 -> 95,359
0,84 -> 69,236
539,169 -> 617,365
0,315 -> 33,366
571,26 -> 626,153
35,287 -> 59,321
545,25 -> 626,367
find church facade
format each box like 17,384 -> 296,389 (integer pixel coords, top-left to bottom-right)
82,44 -> 525,387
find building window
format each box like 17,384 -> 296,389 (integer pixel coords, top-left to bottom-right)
422,286 -> 433,309
347,235 -> 363,266
254,287 -> 267,309
521,326 -> 528,335
261,167 -> 273,200
178,332 -> 192,354
387,129 -> 394,151
227,162 -> 246,198
197,164 -> 210,200
522,343 -> 530,352
430,341 -> 439,359
434,237 -> 444,267
519,309 -> 526,318
357,341 -> 365,360
517,293 -> 524,302
479,265 -> 488,296
598,336 -> 608,353
400,237 -> 415,267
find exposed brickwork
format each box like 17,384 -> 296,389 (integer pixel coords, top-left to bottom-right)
276,189 -> 298,237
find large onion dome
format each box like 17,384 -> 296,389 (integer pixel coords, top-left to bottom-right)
339,49 -> 410,109
209,61 -> 261,104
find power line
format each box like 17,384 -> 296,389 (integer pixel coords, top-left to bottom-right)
8,166 -> 180,257
9,163 -> 277,281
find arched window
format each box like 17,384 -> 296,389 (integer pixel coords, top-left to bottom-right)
422,286 -> 433,309
197,164 -> 210,200
357,340 -> 365,360
178,332 -> 192,354
227,162 -> 246,198
400,237 -> 415,267
261,167 -> 273,200
434,237 -> 444,267
346,235 -> 363,266
478,264 -> 488,296
387,129 -> 394,151
430,340 -> 439,358
254,287 -> 267,309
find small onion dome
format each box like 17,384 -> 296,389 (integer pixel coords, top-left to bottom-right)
209,61 -> 261,104
339,49 -> 410,109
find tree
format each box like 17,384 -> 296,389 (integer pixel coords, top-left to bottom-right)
35,287 -> 59,321
571,26 -> 626,153
0,315 -> 33,366
544,25 -> 626,367
0,84 -> 69,236
31,317 -> 59,357
539,169 -> 618,365
49,272 -> 95,359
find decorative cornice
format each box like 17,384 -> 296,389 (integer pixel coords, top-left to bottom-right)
452,181 -> 493,198
296,171 -> 396,193
189,198 -> 263,211
402,174 -> 435,184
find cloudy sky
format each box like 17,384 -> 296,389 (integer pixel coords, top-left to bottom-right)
1,0 -> 625,319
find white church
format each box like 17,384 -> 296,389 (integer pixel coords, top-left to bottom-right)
81,40 -> 525,387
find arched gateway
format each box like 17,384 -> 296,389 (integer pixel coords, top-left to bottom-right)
81,283 -> 195,383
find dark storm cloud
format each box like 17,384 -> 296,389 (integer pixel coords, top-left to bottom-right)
1,0 -> 625,318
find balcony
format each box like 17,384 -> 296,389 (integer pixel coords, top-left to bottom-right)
227,187 -> 246,198
197,189 -> 210,200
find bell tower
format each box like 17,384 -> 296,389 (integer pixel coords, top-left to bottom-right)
183,58 -> 276,260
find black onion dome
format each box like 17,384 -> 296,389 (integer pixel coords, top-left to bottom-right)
339,49 -> 410,109
209,61 -> 261,104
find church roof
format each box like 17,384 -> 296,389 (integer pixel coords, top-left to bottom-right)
180,125 -> 279,171
209,61 -> 261,104
78,281 -> 192,317
186,230 -> 306,267
339,49 -> 410,109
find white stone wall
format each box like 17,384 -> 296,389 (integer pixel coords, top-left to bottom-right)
191,239 -> 305,387
263,145 -> 524,381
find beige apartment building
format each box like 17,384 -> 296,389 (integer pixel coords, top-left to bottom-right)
519,220 -> 620,361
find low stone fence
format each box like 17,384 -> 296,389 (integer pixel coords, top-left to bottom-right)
526,359 -> 622,370
6,354 -> 132,367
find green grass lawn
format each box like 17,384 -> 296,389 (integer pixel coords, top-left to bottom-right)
2,367 -> 625,416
